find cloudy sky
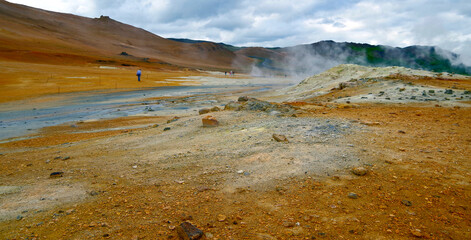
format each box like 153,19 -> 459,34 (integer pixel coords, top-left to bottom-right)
8,0 -> 471,64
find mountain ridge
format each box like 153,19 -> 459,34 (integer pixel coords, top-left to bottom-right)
0,0 -> 469,75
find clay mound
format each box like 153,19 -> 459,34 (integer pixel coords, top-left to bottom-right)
277,64 -> 471,104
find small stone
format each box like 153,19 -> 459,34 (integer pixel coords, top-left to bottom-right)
45,159 -> 51,164
167,116 -> 180,123
89,191 -> 100,196
50,171 -> 64,178
210,106 -> 221,112
410,229 -> 423,237
132,165 -> 138,169
348,192 -> 358,199
16,215 -> 23,220
169,225 -> 176,230
62,156 -> 70,160
272,134 -> 289,143
398,130 -> 406,134
163,127 -> 171,131
351,167 -> 368,176
283,221 -> 295,228
198,108 -> 211,115
237,170 -> 244,174
202,115 -> 219,127
217,214 -> 227,222
177,222 -> 204,240
402,200 -> 412,206
179,213 -> 193,221
238,96 -> 251,102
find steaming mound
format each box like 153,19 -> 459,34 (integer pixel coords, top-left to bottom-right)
278,64 -> 471,104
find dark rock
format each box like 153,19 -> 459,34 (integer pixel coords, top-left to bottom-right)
62,156 -> 70,161
50,172 -> 64,178
444,89 -> 453,94
224,101 -> 242,111
402,200 -> 412,206
89,191 -> 100,196
163,127 -> 171,131
351,167 -> 367,176
272,134 -> 289,143
167,116 -> 180,123
348,192 -> 358,199
238,96 -> 251,102
198,108 -> 211,115
176,222 -> 204,240
16,215 -> 23,221
210,106 -> 221,112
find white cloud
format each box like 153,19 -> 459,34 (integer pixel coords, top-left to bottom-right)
6,0 -> 471,64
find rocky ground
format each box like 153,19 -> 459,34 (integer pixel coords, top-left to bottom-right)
0,65 -> 470,239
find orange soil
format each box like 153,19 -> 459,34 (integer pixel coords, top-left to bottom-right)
1,104 -> 469,239
0,61 -> 205,103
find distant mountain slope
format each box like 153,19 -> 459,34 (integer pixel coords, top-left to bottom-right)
0,0 -> 468,75
234,40 -> 471,76
0,0 -> 251,70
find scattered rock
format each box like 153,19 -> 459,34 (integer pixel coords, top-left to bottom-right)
198,108 -> 211,115
348,192 -> 359,199
89,191 -> 100,196
179,213 -> 193,221
16,215 -> 23,221
225,97 -> 297,116
444,89 -> 453,94
50,172 -> 64,178
224,101 -> 242,110
283,221 -> 295,228
202,115 -> 219,127
351,167 -> 368,176
410,229 -> 423,238
238,96 -> 251,102
217,214 -> 227,222
272,134 -> 289,143
361,121 -> 380,126
402,200 -> 412,206
167,116 -> 180,123
163,127 -> 171,131
210,106 -> 221,112
176,222 -> 204,240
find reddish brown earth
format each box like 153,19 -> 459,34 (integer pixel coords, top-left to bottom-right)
1,103 -> 470,239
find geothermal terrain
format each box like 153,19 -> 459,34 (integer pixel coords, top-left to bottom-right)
1,1 -> 471,240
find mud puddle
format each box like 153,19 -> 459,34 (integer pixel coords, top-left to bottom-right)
0,82 -> 291,141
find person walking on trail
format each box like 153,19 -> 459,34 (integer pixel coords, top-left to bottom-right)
136,69 -> 142,82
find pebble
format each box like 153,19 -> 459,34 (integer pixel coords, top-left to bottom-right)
351,167 -> 368,176
402,200 -> 412,206
16,215 -> 23,221
237,170 -> 244,174
217,214 -> 227,222
348,192 -> 359,199
177,222 -> 203,240
49,171 -> 64,178
283,221 -> 295,228
272,134 -> 289,143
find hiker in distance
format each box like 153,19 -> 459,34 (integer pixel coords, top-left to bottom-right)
136,69 -> 142,81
